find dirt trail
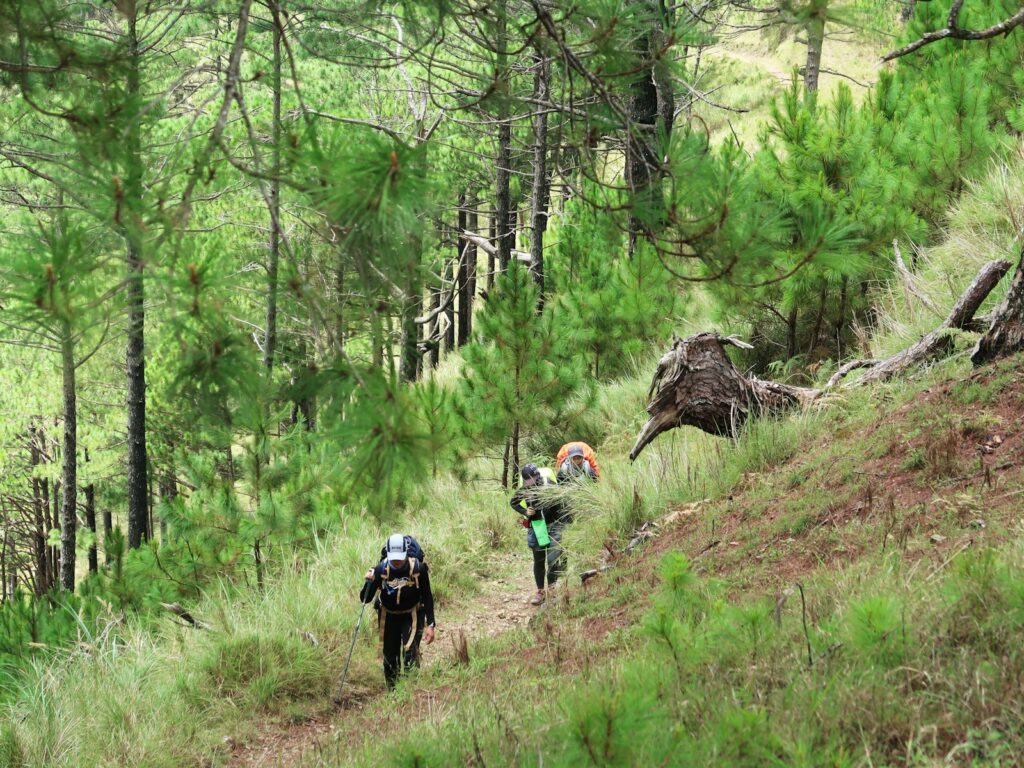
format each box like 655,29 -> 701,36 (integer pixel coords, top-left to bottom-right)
227,554 -> 537,768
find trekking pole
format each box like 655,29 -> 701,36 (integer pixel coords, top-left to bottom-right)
333,600 -> 368,704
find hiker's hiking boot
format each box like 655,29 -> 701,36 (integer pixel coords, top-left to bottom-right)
529,589 -> 545,606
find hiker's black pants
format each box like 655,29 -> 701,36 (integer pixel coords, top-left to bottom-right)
527,519 -> 566,589
381,608 -> 423,689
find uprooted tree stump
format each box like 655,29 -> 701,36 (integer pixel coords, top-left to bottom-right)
973,247 -> 1024,366
629,333 -> 820,460
630,257 -> 1012,461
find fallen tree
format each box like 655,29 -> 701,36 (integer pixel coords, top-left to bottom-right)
630,257 -> 1012,461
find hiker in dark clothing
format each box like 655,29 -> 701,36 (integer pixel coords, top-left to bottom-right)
360,533 -> 436,689
510,464 -> 569,605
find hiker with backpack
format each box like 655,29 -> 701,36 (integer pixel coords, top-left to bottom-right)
510,464 -> 569,606
557,442 -> 600,483
360,533 -> 436,689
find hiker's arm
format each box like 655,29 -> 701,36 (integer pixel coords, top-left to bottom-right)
509,491 -> 536,518
359,567 -> 380,604
419,565 -> 436,628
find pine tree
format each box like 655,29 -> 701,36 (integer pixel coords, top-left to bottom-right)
458,263 -> 583,487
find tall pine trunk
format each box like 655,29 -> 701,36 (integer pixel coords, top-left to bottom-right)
30,425 -> 47,595
263,7 -> 283,372
495,1 -> 513,274
529,52 -> 550,306
125,12 -> 148,549
626,4 -> 661,258
85,455 -> 97,575
444,252 -> 456,353
466,195 -> 478,335
487,206 -> 496,293
59,320 -> 77,591
457,195 -> 471,345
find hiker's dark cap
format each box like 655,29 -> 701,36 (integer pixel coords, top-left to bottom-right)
567,445 -> 585,458
521,463 -> 541,480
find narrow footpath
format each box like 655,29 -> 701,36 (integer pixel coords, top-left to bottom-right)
227,553 -> 537,768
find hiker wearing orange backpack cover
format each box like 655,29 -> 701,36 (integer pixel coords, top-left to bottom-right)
556,442 -> 600,483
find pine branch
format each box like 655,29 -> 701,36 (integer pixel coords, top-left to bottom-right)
883,4 -> 1024,61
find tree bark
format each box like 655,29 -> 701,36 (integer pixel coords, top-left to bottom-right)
495,4 -> 513,275
626,1 -> 663,258
399,258 -> 421,382
972,248 -> 1024,366
529,51 -> 550,307
466,195 -> 478,335
900,0 -> 915,23
487,206 -> 496,293
59,320 -> 77,591
427,281 -> 441,368
443,252 -> 456,354
630,333 -> 820,459
125,11 -> 148,550
804,3 -> 827,94
263,6 -> 282,372
457,195 -> 471,345
29,425 -> 47,595
85,473 -> 97,574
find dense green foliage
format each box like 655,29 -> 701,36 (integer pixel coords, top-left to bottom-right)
0,0 -> 1021,765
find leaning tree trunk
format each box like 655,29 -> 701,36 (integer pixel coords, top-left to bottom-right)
972,247 -> 1024,366
631,258 -> 1012,461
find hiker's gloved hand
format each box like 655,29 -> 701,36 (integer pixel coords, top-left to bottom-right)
526,506 -> 538,518
364,568 -> 375,580
423,626 -> 435,644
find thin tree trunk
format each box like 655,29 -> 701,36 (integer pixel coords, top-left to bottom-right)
529,51 -> 551,307
60,321 -> 78,591
786,305 -> 799,361
900,0 -> 915,23
50,481 -> 60,584
42,477 -> 53,590
400,259 -> 421,382
487,206 -> 496,293
457,195 -> 471,345
807,284 -> 828,359
495,3 -> 513,275
263,7 -> 283,372
427,280 -> 441,369
85,475 -> 97,575
511,419 -> 521,483
30,425 -> 47,595
125,11 -> 148,549
835,275 -> 849,358
466,194 -> 477,337
102,503 -> 112,566
444,253 -> 456,353
804,4 -> 827,94
502,436 -> 511,490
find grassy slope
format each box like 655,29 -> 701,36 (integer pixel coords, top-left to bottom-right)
307,357 -> 1024,768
